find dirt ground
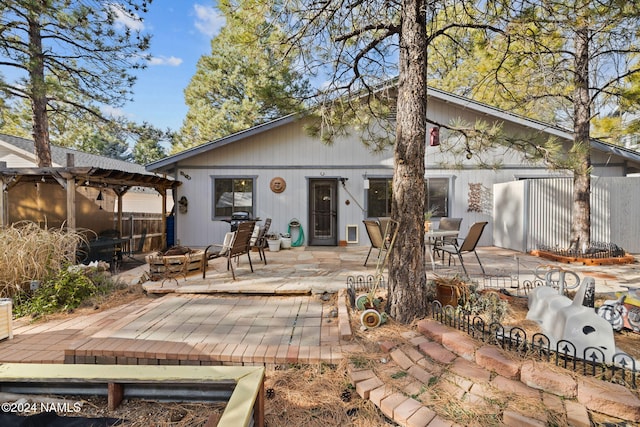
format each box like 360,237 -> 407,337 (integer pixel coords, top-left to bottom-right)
10,281 -> 640,426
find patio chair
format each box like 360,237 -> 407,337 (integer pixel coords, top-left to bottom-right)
363,219 -> 396,267
251,218 -> 271,265
432,217 -> 462,260
435,221 -> 488,276
203,221 -> 256,279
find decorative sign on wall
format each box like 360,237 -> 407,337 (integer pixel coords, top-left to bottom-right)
467,182 -> 491,213
270,177 -> 286,193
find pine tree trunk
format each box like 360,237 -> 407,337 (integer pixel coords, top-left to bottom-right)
386,0 -> 429,324
28,9 -> 52,168
571,25 -> 591,251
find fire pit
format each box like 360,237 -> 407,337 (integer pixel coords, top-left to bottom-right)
531,242 -> 635,265
145,246 -> 205,281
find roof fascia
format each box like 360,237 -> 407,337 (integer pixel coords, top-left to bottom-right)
145,82 -> 640,172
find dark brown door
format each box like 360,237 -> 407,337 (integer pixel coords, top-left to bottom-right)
309,179 -> 338,246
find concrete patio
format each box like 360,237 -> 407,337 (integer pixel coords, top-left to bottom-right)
137,245 -> 640,296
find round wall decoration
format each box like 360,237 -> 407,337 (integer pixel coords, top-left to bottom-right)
270,177 -> 286,193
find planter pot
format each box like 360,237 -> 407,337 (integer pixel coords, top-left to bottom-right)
436,282 -> 469,307
281,237 -> 292,249
267,239 -> 281,252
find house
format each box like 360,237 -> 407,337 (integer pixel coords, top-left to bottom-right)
146,87 -> 640,253
0,133 -> 176,250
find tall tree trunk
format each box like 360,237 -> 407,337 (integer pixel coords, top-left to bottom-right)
571,25 -> 591,252
387,0 -> 429,324
28,8 -> 52,168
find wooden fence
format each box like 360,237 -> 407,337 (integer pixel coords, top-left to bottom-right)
115,213 -> 166,253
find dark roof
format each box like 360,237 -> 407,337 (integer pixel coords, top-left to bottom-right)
0,133 -> 147,174
0,134 -> 178,192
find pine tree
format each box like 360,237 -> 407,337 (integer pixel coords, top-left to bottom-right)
174,0 -> 309,151
0,0 -> 152,166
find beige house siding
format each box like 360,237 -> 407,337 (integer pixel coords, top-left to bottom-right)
149,90 -> 640,250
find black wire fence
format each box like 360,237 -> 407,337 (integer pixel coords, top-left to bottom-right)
429,301 -> 639,390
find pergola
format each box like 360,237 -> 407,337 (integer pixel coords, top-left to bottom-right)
0,156 -> 180,248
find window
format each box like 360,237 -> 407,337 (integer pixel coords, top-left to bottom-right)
425,178 -> 449,217
367,178 -> 393,217
212,177 -> 254,218
366,177 -> 449,218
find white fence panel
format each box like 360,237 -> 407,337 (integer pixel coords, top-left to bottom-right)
494,177 -> 640,253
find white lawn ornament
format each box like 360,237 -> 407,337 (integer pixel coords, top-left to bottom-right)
527,277 -> 623,364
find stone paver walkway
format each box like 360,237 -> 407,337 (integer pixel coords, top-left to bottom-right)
0,246 -> 639,426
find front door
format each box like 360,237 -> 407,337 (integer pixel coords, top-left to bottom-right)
309,179 -> 338,246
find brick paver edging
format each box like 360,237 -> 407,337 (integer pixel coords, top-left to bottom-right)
348,319 -> 640,426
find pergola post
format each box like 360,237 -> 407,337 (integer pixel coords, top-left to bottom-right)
65,155 -> 76,231
161,189 -> 167,249
65,177 -> 76,231
0,162 -> 6,228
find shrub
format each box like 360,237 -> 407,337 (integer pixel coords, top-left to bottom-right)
13,265 -> 115,317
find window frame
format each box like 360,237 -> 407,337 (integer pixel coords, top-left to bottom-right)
365,176 -> 451,219
210,176 -> 257,220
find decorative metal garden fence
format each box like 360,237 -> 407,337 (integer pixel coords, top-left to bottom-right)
430,301 -> 639,390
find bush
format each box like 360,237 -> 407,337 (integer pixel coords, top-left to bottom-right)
0,221 -> 88,297
13,265 -> 115,317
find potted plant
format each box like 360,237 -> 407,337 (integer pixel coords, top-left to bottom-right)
266,232 -> 281,252
280,233 -> 292,249
424,209 -> 435,232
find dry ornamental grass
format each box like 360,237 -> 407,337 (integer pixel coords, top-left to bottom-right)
0,221 -> 88,297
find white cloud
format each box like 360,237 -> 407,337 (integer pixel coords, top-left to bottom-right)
101,105 -> 130,120
109,3 -> 145,32
148,56 -> 183,67
193,4 -> 225,38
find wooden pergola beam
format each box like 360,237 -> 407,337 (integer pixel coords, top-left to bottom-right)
0,166 -> 180,236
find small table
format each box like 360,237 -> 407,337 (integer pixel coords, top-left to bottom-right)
424,230 -> 459,270
80,238 -> 129,271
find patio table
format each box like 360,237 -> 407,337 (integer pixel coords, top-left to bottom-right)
424,230 -> 459,270
79,237 -> 128,269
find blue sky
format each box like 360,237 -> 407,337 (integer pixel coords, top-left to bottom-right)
120,1 -> 224,132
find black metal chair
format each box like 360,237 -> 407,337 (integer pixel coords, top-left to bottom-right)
435,221 -> 488,276
432,217 -> 462,260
